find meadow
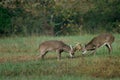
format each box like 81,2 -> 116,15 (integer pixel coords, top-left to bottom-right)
0,34 -> 120,80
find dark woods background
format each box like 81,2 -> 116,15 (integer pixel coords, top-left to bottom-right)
0,0 -> 120,36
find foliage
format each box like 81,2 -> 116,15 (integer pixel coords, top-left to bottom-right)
83,0 -> 120,33
0,6 -> 12,36
0,0 -> 120,36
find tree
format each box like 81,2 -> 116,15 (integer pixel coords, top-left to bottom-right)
0,6 -> 12,36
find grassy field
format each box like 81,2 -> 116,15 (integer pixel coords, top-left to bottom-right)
0,34 -> 120,80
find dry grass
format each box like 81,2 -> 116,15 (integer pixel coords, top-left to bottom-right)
0,55 -> 36,63
0,55 -> 119,78
74,56 -> 120,78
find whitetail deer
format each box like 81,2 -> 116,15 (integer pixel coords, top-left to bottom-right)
37,40 -> 75,60
82,33 -> 115,55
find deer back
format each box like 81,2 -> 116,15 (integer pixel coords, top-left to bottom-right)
39,40 -> 71,52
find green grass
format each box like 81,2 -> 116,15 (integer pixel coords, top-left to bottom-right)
0,34 -> 120,80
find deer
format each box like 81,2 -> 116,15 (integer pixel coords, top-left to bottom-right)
37,40 -> 75,60
76,33 -> 115,56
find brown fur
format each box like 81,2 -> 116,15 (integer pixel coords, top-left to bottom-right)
82,33 -> 115,55
37,40 -> 74,60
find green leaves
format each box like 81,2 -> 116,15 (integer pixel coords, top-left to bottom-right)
1,0 -> 120,36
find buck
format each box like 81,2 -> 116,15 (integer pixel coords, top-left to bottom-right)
82,33 -> 115,55
37,40 -> 75,60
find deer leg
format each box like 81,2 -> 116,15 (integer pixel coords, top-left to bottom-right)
93,49 -> 97,56
88,49 -> 96,56
91,46 -> 97,56
56,50 -> 62,60
106,44 -> 112,54
89,50 -> 96,55
41,52 -> 48,59
37,51 -> 48,60
58,52 -> 61,60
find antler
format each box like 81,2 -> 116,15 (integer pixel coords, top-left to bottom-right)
70,45 -> 73,50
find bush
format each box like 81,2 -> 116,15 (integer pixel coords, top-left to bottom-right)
0,6 -> 12,36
